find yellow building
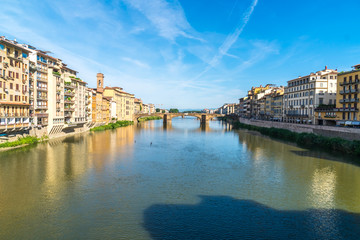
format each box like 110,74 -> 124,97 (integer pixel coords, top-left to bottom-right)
272,92 -> 284,121
0,37 -> 31,133
316,64 -> 360,126
102,97 -> 111,123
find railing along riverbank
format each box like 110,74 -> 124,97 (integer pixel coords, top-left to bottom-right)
223,116 -> 360,157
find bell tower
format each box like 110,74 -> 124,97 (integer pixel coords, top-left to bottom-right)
97,73 -> 104,93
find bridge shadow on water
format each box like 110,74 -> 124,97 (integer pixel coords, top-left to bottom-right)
143,196 -> 360,240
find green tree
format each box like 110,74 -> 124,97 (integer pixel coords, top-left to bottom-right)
169,108 -> 179,113
162,110 -> 165,113
156,108 -> 160,112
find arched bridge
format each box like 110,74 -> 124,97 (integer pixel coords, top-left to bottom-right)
133,113 -> 224,124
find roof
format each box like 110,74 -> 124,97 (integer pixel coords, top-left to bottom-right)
61,65 -> 78,73
0,37 -> 31,53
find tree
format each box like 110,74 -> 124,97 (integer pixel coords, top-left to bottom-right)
169,108 -> 179,113
156,108 -> 160,112
162,110 -> 165,113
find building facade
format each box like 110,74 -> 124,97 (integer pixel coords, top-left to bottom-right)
283,67 -> 337,124
316,64 -> 360,126
0,37 -> 31,133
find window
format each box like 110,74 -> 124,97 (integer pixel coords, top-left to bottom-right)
10,83 -> 13,89
319,98 -> 323,104
329,99 -> 332,105
0,44 -> 4,50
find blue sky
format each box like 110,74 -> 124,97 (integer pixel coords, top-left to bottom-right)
1,0 -> 360,109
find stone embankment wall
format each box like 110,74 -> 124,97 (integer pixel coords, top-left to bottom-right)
239,118 -> 360,141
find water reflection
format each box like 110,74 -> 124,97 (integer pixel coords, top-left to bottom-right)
0,119 -> 360,239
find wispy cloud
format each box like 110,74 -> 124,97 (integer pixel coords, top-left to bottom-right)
122,0 -> 202,42
122,57 -> 150,69
194,0 -> 259,80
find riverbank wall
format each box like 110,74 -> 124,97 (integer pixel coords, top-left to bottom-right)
238,118 -> 360,141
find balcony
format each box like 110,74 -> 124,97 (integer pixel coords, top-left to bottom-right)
37,87 -> 47,92
36,105 -> 48,110
56,98 -> 61,103
56,81 -> 61,87
53,72 -> 61,77
340,79 -> 360,86
37,78 -> 48,83
64,108 -> 75,112
351,89 -> 359,93
37,67 -> 48,74
64,91 -> 75,96
36,113 -> 49,118
286,114 -> 309,118
64,83 -> 75,89
37,96 -> 48,101
64,113 -> 72,118
339,108 -> 359,112
64,99 -> 75,104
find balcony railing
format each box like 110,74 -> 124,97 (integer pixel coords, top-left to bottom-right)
37,96 -> 48,101
339,108 -> 359,112
64,83 -> 76,89
37,78 -> 48,83
340,79 -> 360,86
37,87 -> 48,92
36,105 -> 48,109
64,91 -> 75,96
286,114 -> 309,117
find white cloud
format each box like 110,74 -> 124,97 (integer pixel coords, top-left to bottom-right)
122,57 -> 151,69
122,0 -> 202,42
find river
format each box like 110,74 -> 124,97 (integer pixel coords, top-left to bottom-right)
0,118 -> 360,239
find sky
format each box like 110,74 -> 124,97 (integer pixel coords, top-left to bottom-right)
1,0 -> 360,109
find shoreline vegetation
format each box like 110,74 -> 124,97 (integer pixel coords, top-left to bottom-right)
229,118 -> 360,157
0,136 -> 48,150
90,120 -> 134,132
138,116 -> 162,122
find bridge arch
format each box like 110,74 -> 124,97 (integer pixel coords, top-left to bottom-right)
133,113 -> 224,124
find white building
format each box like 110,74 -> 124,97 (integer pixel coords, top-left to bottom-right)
283,66 -> 337,124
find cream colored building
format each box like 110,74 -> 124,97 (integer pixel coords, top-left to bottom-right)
143,104 -> 149,114
0,37 -> 31,133
103,86 -> 135,121
283,67 -> 337,124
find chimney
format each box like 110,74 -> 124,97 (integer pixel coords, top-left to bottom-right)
325,65 -> 328,70
96,73 -> 104,93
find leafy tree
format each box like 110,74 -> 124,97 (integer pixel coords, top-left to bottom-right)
162,110 -> 165,113
156,108 -> 160,112
169,108 -> 179,113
